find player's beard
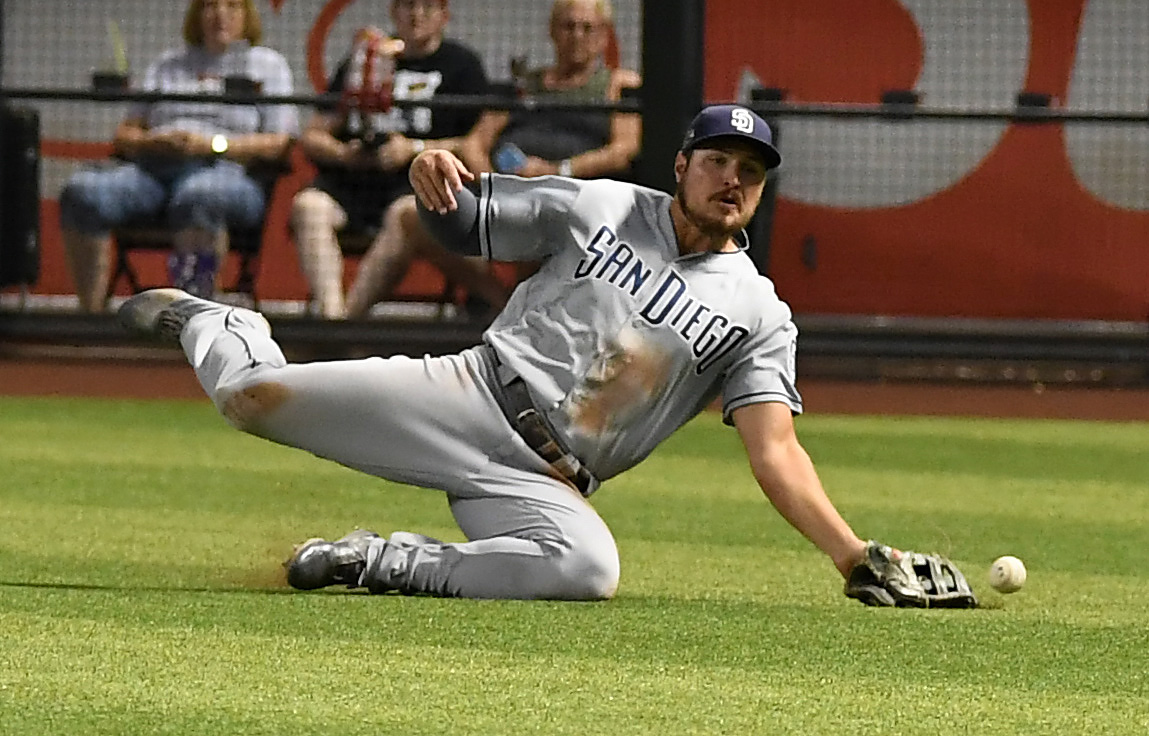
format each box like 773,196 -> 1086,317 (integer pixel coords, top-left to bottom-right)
675,182 -> 753,240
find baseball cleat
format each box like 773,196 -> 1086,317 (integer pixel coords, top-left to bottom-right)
284,529 -> 380,590
117,288 -> 209,341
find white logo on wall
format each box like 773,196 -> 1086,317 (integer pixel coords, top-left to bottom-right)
730,108 -> 755,133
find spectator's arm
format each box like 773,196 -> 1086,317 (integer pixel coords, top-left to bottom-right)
298,111 -> 359,167
220,132 -> 293,166
562,68 -> 641,178
408,132 -> 468,156
111,117 -> 151,159
226,49 -> 297,165
460,110 -> 510,174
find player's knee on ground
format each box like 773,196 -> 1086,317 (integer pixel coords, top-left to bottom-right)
365,532 -> 619,600
554,539 -> 620,601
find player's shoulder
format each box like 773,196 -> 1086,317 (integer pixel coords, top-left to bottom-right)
741,269 -> 793,326
572,178 -> 669,213
578,177 -> 667,202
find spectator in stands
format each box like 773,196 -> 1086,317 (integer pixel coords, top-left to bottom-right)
460,0 -> 641,180
291,0 -> 509,320
58,0 -> 299,312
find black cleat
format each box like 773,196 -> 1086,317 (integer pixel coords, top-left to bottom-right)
284,529 -> 380,590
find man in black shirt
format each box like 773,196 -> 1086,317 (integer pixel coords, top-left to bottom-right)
291,0 -> 509,319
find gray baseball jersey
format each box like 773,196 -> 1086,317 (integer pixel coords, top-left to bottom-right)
156,173 -> 802,600
477,173 -> 803,481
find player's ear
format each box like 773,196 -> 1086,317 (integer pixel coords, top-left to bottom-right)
673,151 -> 687,182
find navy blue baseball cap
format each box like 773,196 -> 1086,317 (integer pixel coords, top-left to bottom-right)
680,104 -> 782,169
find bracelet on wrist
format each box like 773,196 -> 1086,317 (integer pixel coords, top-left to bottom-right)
558,158 -> 573,177
411,138 -> 426,155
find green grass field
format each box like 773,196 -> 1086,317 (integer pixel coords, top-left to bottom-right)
1,395 -> 1146,735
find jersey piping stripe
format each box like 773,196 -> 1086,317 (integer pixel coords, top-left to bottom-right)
723,390 -> 803,411
224,309 -> 260,369
479,174 -> 493,260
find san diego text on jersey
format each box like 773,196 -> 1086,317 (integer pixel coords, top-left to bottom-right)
573,224 -> 750,375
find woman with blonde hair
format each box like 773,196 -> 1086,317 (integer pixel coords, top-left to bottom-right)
58,0 -> 299,310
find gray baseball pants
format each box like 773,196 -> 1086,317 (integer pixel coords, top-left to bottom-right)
178,302 -> 620,600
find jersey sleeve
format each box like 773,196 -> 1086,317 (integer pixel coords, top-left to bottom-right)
721,318 -> 803,424
477,173 -> 586,262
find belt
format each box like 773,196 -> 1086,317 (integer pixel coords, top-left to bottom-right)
486,349 -> 595,497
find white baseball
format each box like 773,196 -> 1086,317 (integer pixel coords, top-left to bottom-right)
989,555 -> 1027,593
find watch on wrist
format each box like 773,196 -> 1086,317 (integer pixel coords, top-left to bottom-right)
558,158 -> 573,177
210,134 -> 229,157
410,138 -> 426,155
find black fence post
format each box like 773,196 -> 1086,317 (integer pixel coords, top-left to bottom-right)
636,0 -> 704,194
748,87 -> 785,275
0,0 -> 6,87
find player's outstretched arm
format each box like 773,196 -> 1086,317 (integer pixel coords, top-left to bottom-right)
731,401 -> 867,578
411,150 -> 481,256
409,149 -> 474,214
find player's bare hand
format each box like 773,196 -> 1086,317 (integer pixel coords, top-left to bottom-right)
409,150 -> 474,214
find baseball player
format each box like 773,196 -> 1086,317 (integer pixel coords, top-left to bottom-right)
118,105 -> 977,607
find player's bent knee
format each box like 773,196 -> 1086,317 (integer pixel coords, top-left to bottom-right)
559,544 -> 620,601
217,380 -> 292,434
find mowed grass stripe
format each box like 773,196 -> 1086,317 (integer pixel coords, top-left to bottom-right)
3,581 -> 1147,688
655,413 -> 1149,485
2,605 -> 1146,735
606,459 -> 1149,524
3,395 -> 1149,734
792,413 -> 1149,449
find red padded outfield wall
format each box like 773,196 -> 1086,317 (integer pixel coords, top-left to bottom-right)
18,0 -> 1148,321
705,0 -> 1149,321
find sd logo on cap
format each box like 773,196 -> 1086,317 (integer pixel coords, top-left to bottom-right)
680,104 -> 782,169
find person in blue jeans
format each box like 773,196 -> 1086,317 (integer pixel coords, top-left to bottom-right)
58,0 -> 298,312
